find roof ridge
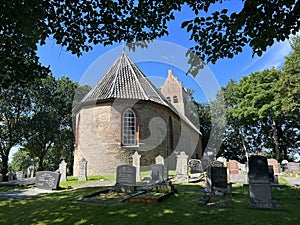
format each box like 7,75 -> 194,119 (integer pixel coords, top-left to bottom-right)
108,54 -> 123,98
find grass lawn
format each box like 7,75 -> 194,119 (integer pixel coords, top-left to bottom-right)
0,179 -> 299,225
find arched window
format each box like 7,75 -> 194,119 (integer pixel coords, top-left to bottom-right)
173,95 -> 178,103
166,97 -> 171,103
122,109 -> 137,146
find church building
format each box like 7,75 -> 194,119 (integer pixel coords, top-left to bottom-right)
73,52 -> 202,176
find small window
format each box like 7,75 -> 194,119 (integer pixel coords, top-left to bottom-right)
166,97 -> 171,103
122,109 -> 137,146
173,96 -> 178,103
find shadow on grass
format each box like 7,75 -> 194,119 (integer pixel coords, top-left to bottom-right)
0,184 -> 299,225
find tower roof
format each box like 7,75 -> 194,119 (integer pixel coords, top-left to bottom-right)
81,52 -> 168,106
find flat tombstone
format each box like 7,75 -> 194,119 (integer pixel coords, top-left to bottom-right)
155,155 -> 165,166
78,158 -> 87,181
116,165 -> 136,192
267,159 -> 279,175
151,164 -> 164,183
176,152 -> 189,182
59,160 -> 67,182
35,171 -> 61,190
132,151 -> 141,182
228,160 -> 239,175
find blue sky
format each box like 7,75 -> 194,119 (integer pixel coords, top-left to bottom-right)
37,3 -> 293,103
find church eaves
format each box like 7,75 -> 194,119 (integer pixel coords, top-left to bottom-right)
81,52 -> 168,106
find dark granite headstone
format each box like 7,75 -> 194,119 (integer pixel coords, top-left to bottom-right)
206,166 -> 227,193
35,171 -> 61,190
248,155 -> 270,183
115,165 -> 136,192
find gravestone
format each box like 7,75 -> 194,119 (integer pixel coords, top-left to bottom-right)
155,155 -> 164,165
16,171 -> 24,180
211,160 -> 224,167
132,151 -> 141,182
59,160 -> 67,182
151,164 -> 164,183
287,162 -> 300,174
78,158 -> 87,181
228,160 -> 239,175
248,155 -> 277,208
155,155 -> 168,180
206,166 -> 228,193
35,171 -> 61,190
8,170 -> 14,181
281,160 -> 288,172
238,163 -> 247,174
188,159 -> 204,182
27,165 -> 34,178
115,165 -> 136,192
216,157 -> 226,167
176,151 -> 189,182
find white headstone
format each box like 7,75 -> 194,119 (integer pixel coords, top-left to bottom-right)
59,160 -> 67,182
176,151 -> 189,182
132,151 -> 141,182
155,155 -> 165,165
78,158 -> 87,181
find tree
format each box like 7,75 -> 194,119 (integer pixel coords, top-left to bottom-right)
9,148 -> 36,173
1,0 -> 299,86
0,83 -> 32,180
23,75 -> 78,171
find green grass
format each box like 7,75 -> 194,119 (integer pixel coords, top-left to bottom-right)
59,175 -> 112,188
0,182 -> 299,225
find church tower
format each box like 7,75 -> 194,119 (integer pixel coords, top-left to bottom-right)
160,70 -> 189,116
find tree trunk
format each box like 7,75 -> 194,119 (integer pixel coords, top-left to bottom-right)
37,153 -> 46,171
273,120 -> 280,160
1,154 -> 9,181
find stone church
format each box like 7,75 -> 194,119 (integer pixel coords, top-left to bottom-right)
73,52 -> 202,176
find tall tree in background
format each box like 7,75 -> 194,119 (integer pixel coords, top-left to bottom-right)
1,0 -> 299,87
0,83 -> 31,180
220,37 -> 300,161
23,75 -> 78,171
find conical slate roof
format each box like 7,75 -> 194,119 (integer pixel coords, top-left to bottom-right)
81,52 -> 168,106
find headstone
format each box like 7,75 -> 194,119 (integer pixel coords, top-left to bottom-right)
228,160 -> 239,175
115,165 -> 136,192
211,160 -> 224,167
248,156 -> 272,204
238,163 -> 247,174
132,151 -> 141,182
229,174 -> 247,183
216,157 -> 226,167
27,165 -> 34,178
267,158 -> 279,175
16,171 -> 24,180
35,171 -> 61,190
59,160 -> 67,182
151,164 -> 164,183
281,160 -> 288,172
206,166 -> 228,193
188,159 -> 204,182
287,162 -> 300,174
8,170 -> 14,181
155,155 -> 164,165
78,158 -> 87,181
176,151 -> 189,182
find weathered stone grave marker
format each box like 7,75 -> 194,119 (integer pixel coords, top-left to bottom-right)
287,162 -> 300,174
27,165 -> 35,178
248,155 -> 282,209
132,151 -> 141,182
59,160 -> 67,182
206,165 -> 228,193
35,171 -> 61,190
268,158 -> 279,183
155,155 -> 168,180
151,164 -> 164,183
16,171 -> 24,180
228,160 -> 239,175
188,159 -> 204,182
115,165 -> 136,192
78,158 -> 87,181
176,151 -> 188,182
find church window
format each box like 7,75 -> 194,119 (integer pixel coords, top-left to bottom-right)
122,109 -> 137,146
166,97 -> 171,103
173,96 -> 178,103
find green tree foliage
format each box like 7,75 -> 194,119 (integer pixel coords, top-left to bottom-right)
23,75 -> 78,171
0,83 -> 32,180
9,149 -> 36,173
220,37 -> 300,161
1,0 -> 299,86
